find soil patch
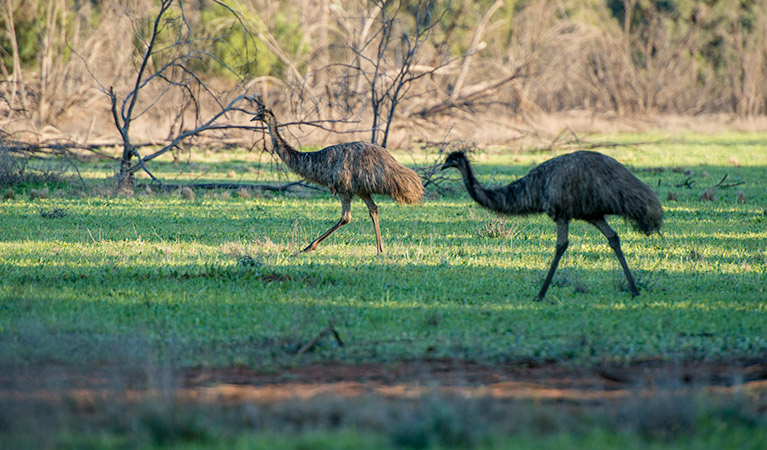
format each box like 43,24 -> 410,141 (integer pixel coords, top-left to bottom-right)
3,359 -> 766,406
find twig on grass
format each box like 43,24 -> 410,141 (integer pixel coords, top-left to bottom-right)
296,323 -> 344,356
712,173 -> 745,189
676,177 -> 695,189
700,173 -> 745,201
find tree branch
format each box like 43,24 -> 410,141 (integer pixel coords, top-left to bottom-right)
132,94 -> 248,169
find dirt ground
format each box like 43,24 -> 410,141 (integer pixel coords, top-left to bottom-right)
3,359 -> 767,407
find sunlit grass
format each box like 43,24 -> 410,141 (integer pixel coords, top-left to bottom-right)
1,133 -> 766,367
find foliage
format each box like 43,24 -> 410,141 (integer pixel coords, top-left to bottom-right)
0,0 -> 303,79
0,2 -> 37,70
3,0 -> 766,131
601,0 -> 767,114
198,3 -> 306,79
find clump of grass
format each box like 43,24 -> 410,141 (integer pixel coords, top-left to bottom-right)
236,254 -> 264,268
614,268 -> 660,294
616,388 -> 698,440
700,187 -> 716,201
180,186 -> 195,200
475,217 -> 526,239
40,208 -> 67,219
29,187 -> 50,200
552,268 -> 574,288
425,310 -> 442,327
686,249 -> 703,262
237,187 -> 251,199
390,395 -> 487,449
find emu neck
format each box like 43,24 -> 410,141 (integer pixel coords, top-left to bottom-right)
265,115 -> 303,171
457,162 -> 504,212
457,161 -> 531,215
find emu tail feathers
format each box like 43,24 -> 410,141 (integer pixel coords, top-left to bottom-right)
388,165 -> 424,205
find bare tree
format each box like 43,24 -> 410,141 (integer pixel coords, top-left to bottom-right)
98,0 -> 258,191
450,0 -> 503,102
334,0 -> 448,148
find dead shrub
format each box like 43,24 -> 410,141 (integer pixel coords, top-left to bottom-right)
180,186 -> 195,200
0,134 -> 80,191
237,188 -> 252,199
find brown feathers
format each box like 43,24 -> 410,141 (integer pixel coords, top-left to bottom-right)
255,109 -> 423,204
251,100 -> 423,254
301,142 -> 423,204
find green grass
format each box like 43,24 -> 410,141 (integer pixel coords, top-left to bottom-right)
1,132 -> 766,448
34,426 -> 767,450
1,133 -> 766,367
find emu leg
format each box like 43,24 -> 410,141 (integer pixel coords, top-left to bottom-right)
536,220 -> 569,301
360,194 -> 383,254
590,218 -> 640,297
302,197 -> 352,252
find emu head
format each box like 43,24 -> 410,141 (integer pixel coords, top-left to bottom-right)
250,96 -> 272,122
441,151 -> 469,172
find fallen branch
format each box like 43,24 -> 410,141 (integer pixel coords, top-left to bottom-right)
296,324 -> 344,356
699,174 -> 745,201
141,180 -> 324,192
676,177 -> 695,189
0,132 -> 87,189
713,173 -> 745,189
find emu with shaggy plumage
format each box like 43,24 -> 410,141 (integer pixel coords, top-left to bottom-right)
251,98 -> 423,254
441,151 -> 662,300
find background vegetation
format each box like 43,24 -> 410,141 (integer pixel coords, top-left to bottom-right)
2,0 -> 767,149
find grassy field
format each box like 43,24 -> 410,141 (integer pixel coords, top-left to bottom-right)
1,132 -> 766,448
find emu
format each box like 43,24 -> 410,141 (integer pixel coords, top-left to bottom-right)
251,98 -> 423,254
441,151 -> 662,300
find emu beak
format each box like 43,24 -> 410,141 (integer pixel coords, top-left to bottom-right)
250,116 -> 258,121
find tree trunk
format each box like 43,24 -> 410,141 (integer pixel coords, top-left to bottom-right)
116,147 -> 134,191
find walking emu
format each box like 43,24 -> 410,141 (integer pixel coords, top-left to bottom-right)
251,98 -> 423,254
441,151 -> 662,300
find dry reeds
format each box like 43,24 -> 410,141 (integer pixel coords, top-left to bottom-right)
2,0 -> 766,149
